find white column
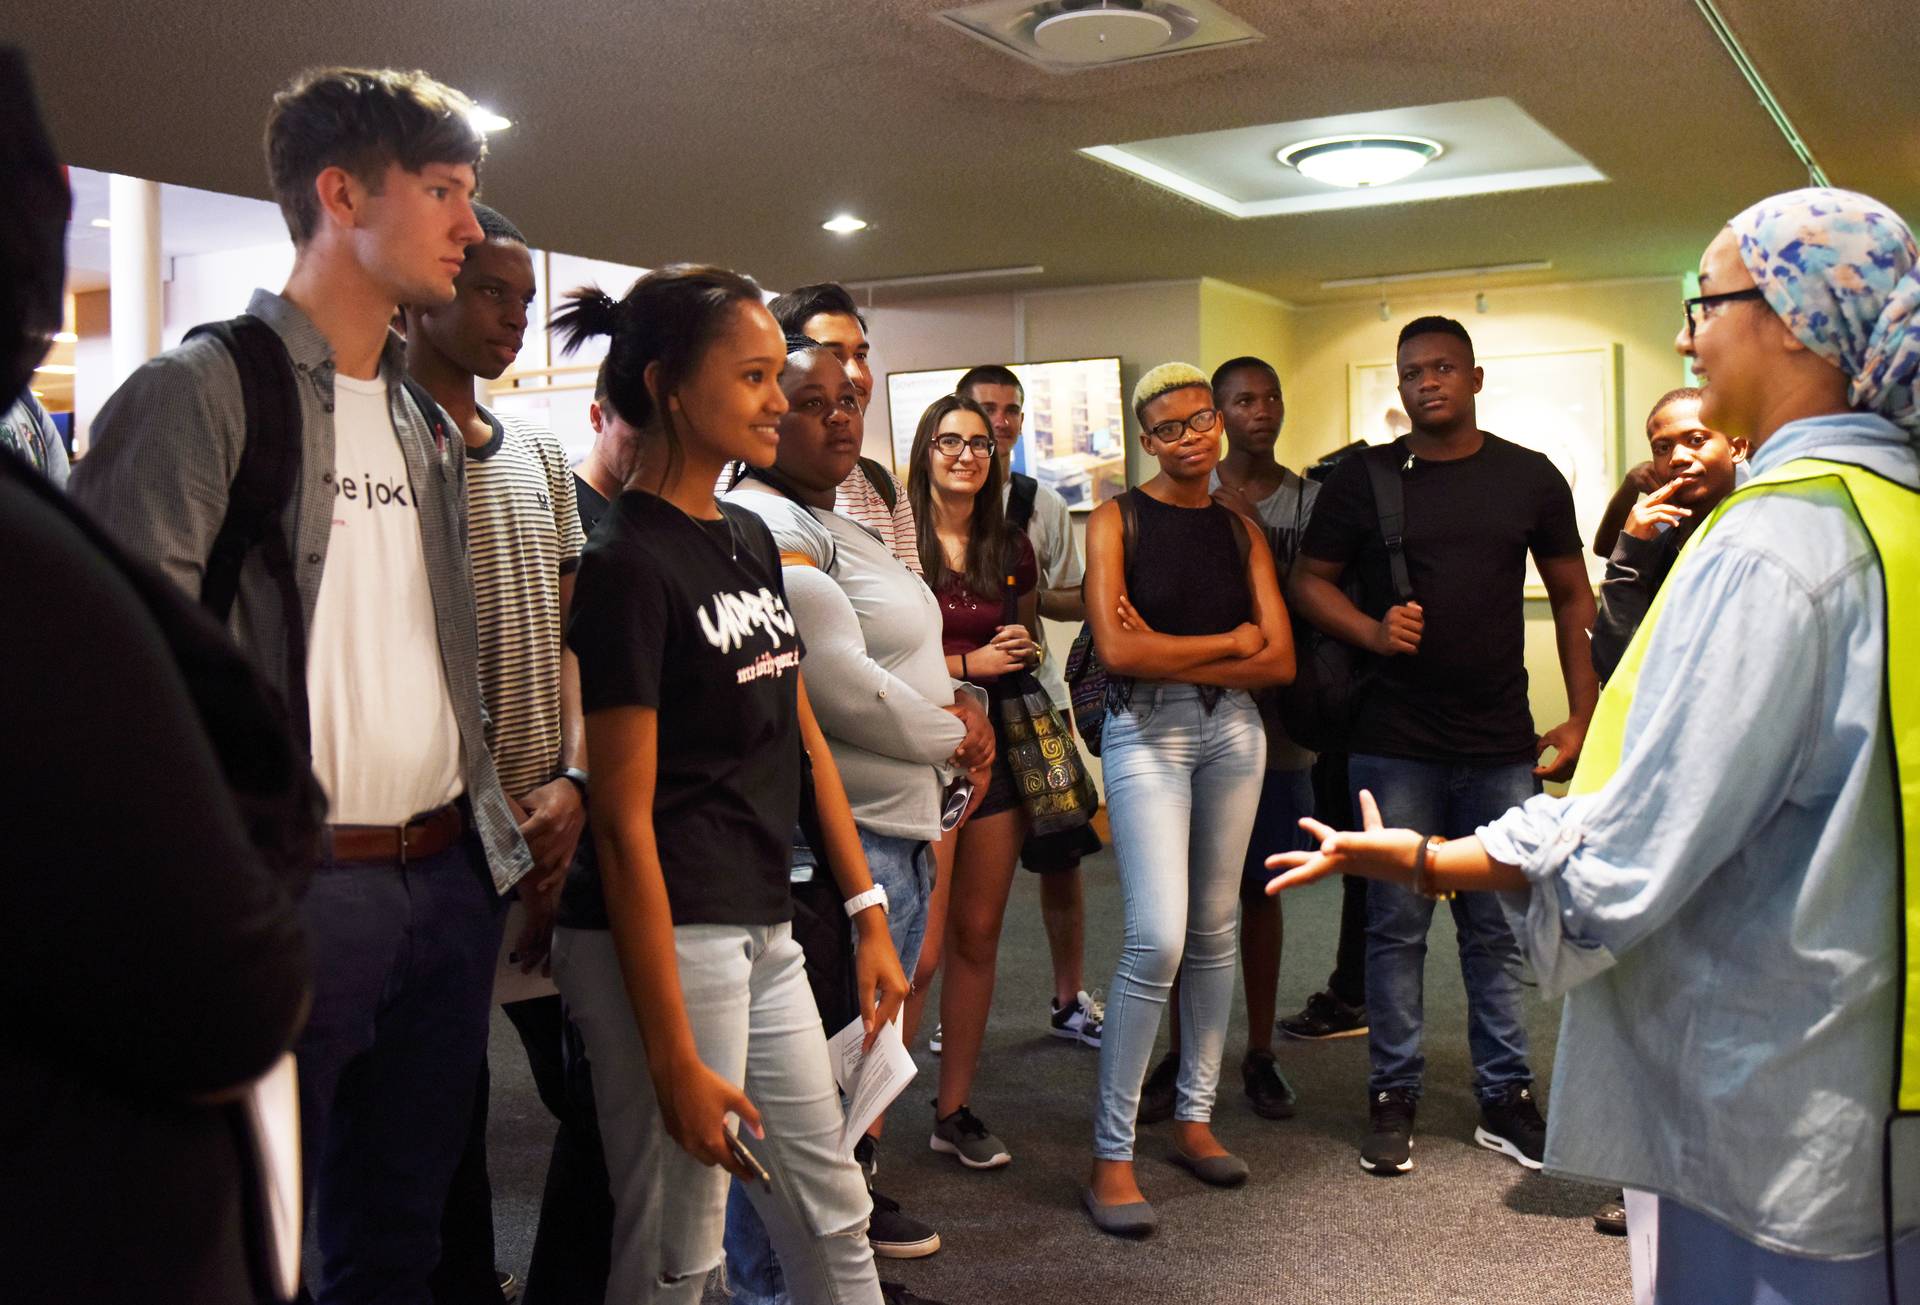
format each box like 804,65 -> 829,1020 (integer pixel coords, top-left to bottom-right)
108,174 -> 163,386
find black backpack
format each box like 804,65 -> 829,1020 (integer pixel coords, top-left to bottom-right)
1274,443 -> 1412,753
1005,470 -> 1039,532
186,313 -> 450,752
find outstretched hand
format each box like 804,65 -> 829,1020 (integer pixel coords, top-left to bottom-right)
1264,789 -> 1421,895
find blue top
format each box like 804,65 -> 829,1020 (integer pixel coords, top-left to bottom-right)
1477,412 -> 1919,1259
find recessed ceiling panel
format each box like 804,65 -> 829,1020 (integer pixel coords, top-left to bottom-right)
1082,97 -> 1607,217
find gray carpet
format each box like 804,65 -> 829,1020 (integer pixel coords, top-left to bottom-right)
484,850 -> 1633,1303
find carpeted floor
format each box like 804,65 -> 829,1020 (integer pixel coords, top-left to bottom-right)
483,849 -> 1633,1304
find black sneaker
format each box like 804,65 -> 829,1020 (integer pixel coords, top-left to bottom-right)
1242,1050 -> 1297,1120
1278,989 -> 1368,1040
881,1282 -> 947,1305
497,1269 -> 521,1303
1593,1191 -> 1628,1236
1137,1050 -> 1178,1125
853,1134 -> 878,1181
868,1188 -> 941,1259
1360,1088 -> 1417,1175
1475,1082 -> 1546,1170
929,1103 -> 1011,1169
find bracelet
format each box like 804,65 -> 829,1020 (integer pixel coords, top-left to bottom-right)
557,766 -> 589,799
961,652 -> 970,679
1411,834 -> 1453,901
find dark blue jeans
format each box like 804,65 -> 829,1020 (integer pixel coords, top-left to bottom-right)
297,828 -> 508,1304
1350,755 -> 1536,1104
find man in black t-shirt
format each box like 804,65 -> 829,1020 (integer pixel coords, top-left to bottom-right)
1292,316 -> 1598,1180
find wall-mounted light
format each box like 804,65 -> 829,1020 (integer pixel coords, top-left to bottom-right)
1476,292 -> 1489,314
1278,134 -> 1444,189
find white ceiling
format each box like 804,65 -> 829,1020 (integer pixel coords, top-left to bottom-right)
63,166 -> 289,292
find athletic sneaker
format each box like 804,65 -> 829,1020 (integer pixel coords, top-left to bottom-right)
1475,1083 -> 1546,1170
929,1103 -> 1011,1169
1277,989 -> 1368,1040
1593,1192 -> 1628,1236
1360,1088 -> 1417,1176
1049,990 -> 1104,1047
1138,1049 -> 1178,1125
868,1188 -> 941,1258
928,1023 -> 942,1055
1241,1049 -> 1297,1120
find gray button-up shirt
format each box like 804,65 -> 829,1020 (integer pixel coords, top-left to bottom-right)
71,289 -> 531,893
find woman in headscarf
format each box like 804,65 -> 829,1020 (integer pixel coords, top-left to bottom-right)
1267,187 -> 1918,1304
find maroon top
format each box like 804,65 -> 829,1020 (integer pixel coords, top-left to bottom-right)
935,531 -> 1036,657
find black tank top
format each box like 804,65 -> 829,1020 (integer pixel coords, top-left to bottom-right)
1124,489 -> 1252,636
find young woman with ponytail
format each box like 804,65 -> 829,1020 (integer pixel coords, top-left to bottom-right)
547,265 -> 906,1304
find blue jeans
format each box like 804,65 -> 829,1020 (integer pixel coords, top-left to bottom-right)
724,828 -> 931,1305
1351,754 -> 1536,1103
296,826 -> 508,1305
1094,685 -> 1266,1161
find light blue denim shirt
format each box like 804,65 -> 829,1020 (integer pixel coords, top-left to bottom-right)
1477,412 -> 1918,1259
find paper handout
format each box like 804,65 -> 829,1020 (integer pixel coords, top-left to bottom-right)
825,1014 -> 918,1158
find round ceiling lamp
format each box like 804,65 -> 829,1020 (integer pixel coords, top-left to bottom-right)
1032,3 -> 1176,63
1277,134 -> 1444,188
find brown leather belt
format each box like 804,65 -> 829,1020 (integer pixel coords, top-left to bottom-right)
326,802 -> 465,866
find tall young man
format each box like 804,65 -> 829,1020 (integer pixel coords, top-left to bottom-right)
70,67 -> 534,1303
955,363 -> 1103,1047
1141,356 -> 1313,1121
1291,316 -> 1597,1178
405,203 -> 610,1305
769,283 -> 921,574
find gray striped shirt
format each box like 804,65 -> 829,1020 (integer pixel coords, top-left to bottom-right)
70,288 -> 532,893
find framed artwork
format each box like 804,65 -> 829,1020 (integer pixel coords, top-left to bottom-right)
1348,344 -> 1622,592
885,356 -> 1127,512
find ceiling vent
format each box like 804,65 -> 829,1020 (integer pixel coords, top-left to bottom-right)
938,1 -> 1263,73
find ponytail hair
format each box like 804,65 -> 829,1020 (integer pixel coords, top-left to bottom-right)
549,263 -> 765,493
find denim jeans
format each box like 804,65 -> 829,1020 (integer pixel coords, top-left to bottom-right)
1350,754 -> 1537,1102
722,828 -> 931,1305
295,826 -> 508,1305
1094,685 -> 1266,1161
553,922 -> 880,1305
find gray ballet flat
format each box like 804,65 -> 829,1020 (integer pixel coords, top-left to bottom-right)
1081,1186 -> 1158,1237
1169,1149 -> 1250,1188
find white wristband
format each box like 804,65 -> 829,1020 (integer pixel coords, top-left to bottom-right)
843,885 -> 889,919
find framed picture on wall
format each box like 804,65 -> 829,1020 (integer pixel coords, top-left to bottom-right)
885,356 -> 1127,512
1348,344 -> 1622,592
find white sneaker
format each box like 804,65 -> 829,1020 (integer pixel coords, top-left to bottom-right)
929,1022 -> 942,1055
1049,990 -> 1104,1048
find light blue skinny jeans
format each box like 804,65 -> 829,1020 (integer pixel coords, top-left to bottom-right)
1093,684 -> 1266,1161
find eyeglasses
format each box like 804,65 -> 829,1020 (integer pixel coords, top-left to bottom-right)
1682,288 -> 1766,341
1146,407 -> 1223,446
932,434 -> 997,460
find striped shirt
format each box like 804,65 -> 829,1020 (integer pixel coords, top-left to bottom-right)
467,410 -> 585,799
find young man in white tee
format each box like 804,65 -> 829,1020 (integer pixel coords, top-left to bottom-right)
71,67 -> 534,1304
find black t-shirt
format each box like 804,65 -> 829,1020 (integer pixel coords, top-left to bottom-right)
561,491 -> 805,928
575,475 -> 611,538
1299,433 -> 1581,763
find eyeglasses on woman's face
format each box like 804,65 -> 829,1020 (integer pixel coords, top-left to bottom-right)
1146,406 -> 1223,446
932,433 -> 997,460
1682,288 -> 1766,341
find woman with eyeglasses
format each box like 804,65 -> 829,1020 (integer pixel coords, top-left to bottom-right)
1080,363 -> 1295,1236
907,393 -> 1041,1171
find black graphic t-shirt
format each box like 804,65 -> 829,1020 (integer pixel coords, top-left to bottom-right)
561,491 -> 805,928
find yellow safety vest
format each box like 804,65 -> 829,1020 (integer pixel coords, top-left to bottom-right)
1568,457 -> 1919,1110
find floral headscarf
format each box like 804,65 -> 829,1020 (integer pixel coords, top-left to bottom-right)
1729,187 -> 1920,436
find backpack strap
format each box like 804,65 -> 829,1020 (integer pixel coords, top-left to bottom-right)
1363,444 -> 1414,604
858,456 -> 897,511
1006,471 -> 1039,532
188,314 -> 311,750
401,377 -> 452,452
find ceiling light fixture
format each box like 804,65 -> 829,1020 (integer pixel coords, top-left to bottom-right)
34,363 -> 76,375
469,107 -> 512,133
1032,2 -> 1176,63
89,217 -> 112,229
1278,134 -> 1443,188
822,214 -> 870,234
53,331 -> 78,343
1320,260 -> 1551,290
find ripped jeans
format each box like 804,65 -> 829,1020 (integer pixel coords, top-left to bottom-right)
553,922 -> 881,1305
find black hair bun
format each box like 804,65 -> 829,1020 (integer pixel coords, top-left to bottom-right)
550,286 -> 621,356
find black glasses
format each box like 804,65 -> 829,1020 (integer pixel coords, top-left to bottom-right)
1146,407 -> 1222,446
932,434 -> 997,459
1683,288 -> 1766,341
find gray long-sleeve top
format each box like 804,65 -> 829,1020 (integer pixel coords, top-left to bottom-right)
724,488 -> 964,840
